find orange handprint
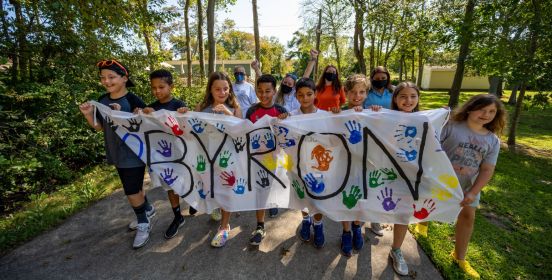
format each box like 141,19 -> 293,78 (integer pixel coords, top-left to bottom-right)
311,145 -> 333,171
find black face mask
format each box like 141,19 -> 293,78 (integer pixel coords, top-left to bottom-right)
324,72 -> 337,82
281,84 -> 293,94
372,79 -> 388,89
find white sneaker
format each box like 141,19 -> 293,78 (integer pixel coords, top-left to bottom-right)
371,222 -> 384,236
133,222 -> 152,249
129,205 -> 156,231
210,208 -> 222,221
389,249 -> 409,276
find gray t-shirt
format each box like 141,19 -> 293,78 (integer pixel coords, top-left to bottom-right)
97,92 -> 145,168
201,104 -> 235,114
440,121 -> 500,191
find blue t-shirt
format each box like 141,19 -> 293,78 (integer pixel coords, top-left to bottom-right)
363,88 -> 393,109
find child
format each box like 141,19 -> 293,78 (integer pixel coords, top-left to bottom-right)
197,71 -> 242,248
287,78 -> 329,248
232,65 -> 258,118
362,66 -> 395,109
314,65 -> 346,112
79,59 -> 155,249
245,74 -> 288,245
442,94 -> 505,279
140,69 -> 189,239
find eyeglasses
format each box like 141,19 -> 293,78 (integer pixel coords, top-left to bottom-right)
97,59 -> 128,76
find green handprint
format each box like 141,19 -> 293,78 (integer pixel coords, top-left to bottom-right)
196,155 -> 206,172
342,185 -> 362,209
219,150 -> 232,168
369,170 -> 383,188
292,180 -> 304,199
380,168 -> 397,181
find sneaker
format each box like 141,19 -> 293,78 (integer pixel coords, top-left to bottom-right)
268,208 -> 279,218
413,223 -> 428,237
451,251 -> 480,279
164,215 -> 185,239
189,206 -> 198,216
129,205 -> 156,231
133,222 -> 151,249
341,231 -> 353,257
211,225 -> 230,247
352,223 -> 364,250
313,222 -> 325,248
210,208 -> 222,221
299,216 -> 312,241
389,248 -> 409,276
249,226 -> 266,245
371,222 -> 384,236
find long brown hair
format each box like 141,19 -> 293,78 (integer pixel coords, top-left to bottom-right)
199,72 -> 239,111
316,65 -> 342,95
451,94 -> 507,135
391,81 -> 421,112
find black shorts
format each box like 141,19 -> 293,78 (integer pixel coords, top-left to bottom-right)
116,166 -> 145,195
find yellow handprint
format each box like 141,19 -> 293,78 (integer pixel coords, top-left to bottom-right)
261,154 -> 278,171
438,174 -> 459,189
277,153 -> 294,171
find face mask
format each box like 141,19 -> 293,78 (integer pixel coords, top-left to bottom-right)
281,84 -> 293,94
324,72 -> 337,82
372,79 -> 388,89
234,73 -> 245,83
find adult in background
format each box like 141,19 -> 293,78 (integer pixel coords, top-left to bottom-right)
233,65 -> 258,118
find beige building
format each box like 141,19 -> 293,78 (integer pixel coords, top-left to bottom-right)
421,66 -> 490,90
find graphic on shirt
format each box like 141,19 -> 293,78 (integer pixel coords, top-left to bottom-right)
450,135 -> 486,178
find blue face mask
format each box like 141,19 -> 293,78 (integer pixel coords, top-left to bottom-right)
234,73 -> 245,83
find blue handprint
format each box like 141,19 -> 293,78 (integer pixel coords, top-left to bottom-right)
197,181 -> 209,199
303,173 -> 325,194
233,178 -> 246,195
394,125 -> 417,144
215,123 -> 225,133
156,140 -> 172,157
345,120 -> 362,144
263,133 -> 275,149
275,126 -> 296,148
160,168 -> 178,186
251,134 -> 261,149
188,118 -> 206,133
397,148 -> 418,162
377,187 -> 401,211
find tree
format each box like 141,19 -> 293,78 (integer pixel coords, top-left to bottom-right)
184,0 -> 193,86
350,0 -> 366,74
252,0 -> 260,62
196,0 -> 206,81
206,0 -> 215,74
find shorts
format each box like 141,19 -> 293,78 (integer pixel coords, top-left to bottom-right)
116,166 -> 145,195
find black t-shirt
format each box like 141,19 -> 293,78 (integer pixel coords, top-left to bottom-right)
148,98 -> 187,111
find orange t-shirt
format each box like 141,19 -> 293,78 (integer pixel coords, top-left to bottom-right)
315,85 -> 346,111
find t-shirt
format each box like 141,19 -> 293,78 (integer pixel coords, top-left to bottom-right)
275,90 -> 300,113
201,104 -> 235,114
148,98 -> 187,111
314,85 -> 346,111
363,88 -> 393,109
233,82 -> 257,118
290,107 -> 329,116
440,121 -> 500,191
246,103 -> 287,123
97,92 -> 146,168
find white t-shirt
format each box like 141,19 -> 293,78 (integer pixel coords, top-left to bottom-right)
275,90 -> 301,113
233,82 -> 258,118
290,107 -> 329,116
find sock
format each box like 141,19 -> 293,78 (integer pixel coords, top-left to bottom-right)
144,196 -> 153,211
313,219 -> 322,226
257,222 -> 265,229
172,206 -> 182,218
189,206 -> 197,215
133,203 -> 149,224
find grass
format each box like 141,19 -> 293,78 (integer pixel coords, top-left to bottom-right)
415,90 -> 552,279
0,164 -> 119,253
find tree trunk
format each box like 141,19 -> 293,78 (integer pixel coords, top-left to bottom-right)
197,0 -> 205,82
398,53 -> 404,81
252,0 -> 260,62
417,49 -> 424,87
411,50 -> 415,83
11,0 -> 27,81
333,31 -> 342,74
184,0 -> 193,87
207,0 -> 215,74
507,82 -> 525,148
447,0 -> 476,108
488,76 -> 501,96
508,84 -> 518,105
314,9 -> 322,79
352,0 -> 366,74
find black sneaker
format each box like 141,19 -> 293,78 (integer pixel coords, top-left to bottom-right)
249,226 -> 266,245
164,215 -> 185,239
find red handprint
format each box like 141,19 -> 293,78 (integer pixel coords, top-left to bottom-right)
413,199 -> 436,220
220,171 -> 236,187
165,115 -> 184,136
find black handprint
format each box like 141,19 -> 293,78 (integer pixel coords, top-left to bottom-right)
105,116 -> 118,130
232,137 -> 246,153
256,169 -> 270,188
123,118 -> 142,132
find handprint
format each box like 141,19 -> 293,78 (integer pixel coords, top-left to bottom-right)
164,116 -> 184,136
413,199 -> 436,219
431,187 -> 452,201
156,140 -> 172,157
219,150 -> 232,168
256,169 -> 270,188
196,155 -> 206,172
233,178 -> 246,195
303,173 -> 325,194
160,168 -> 178,186
220,171 -> 236,187
311,145 -> 333,171
380,168 -> 397,181
251,134 -> 261,149
368,170 -> 384,188
188,118 -> 206,134
197,181 -> 208,199
342,185 -> 362,209
232,137 -> 246,153
394,124 -> 417,143
276,126 -> 296,148
397,148 -> 417,162
377,187 -> 401,211
344,120 -> 362,144
215,123 -> 225,133
263,133 -> 275,149
292,180 -> 305,199
105,116 -> 118,130
123,118 -> 142,132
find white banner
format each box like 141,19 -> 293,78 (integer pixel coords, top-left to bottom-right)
92,101 -> 463,224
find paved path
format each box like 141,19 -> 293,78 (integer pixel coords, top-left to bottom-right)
0,177 -> 442,280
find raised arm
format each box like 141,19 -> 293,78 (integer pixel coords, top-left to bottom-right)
251,60 -> 262,80
302,49 -> 319,79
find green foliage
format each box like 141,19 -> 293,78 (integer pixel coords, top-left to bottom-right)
523,92 -> 551,110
